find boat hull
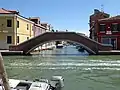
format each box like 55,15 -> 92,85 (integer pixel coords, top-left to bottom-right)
56,46 -> 63,48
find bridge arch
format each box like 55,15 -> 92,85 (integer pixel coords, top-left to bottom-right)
27,40 -> 96,54
9,32 -> 112,55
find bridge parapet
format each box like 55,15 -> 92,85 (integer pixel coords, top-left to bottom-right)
98,44 -> 112,51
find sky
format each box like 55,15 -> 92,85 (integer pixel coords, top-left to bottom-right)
0,0 -> 120,36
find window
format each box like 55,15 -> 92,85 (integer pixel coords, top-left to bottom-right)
17,36 -> 19,43
7,19 -> 12,27
104,15 -> 109,18
7,36 -> 12,44
101,38 -> 111,45
27,24 -> 29,30
99,24 -> 106,31
117,24 -> 120,31
111,23 -> 118,32
17,21 -> 19,28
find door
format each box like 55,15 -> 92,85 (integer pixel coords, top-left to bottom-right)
111,38 -> 117,50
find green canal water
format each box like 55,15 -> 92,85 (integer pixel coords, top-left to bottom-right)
3,46 -> 120,90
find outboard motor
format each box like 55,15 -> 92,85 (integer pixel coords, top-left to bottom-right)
50,76 -> 64,90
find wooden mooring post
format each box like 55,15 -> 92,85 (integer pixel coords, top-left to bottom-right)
0,53 -> 10,90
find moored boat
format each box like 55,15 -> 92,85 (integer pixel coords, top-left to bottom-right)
0,76 -> 64,90
78,46 -> 85,52
56,44 -> 63,49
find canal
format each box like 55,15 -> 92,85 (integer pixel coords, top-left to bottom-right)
3,45 -> 120,90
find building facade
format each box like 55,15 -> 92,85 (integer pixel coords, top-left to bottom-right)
0,8 -> 34,49
29,17 -> 56,50
89,9 -> 110,41
0,8 -> 55,50
97,16 -> 120,50
29,17 -> 47,36
89,9 -> 120,50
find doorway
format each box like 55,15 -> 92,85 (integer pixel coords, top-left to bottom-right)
111,38 -> 117,50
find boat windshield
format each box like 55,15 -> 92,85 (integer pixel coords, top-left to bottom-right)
15,82 -> 32,90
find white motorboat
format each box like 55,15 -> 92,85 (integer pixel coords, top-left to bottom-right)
0,76 -> 64,90
56,44 -> 63,49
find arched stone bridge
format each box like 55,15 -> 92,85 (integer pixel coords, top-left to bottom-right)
9,32 -> 112,55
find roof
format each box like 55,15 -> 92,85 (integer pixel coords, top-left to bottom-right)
0,8 -> 19,14
35,24 -> 47,29
29,17 -> 40,19
90,9 -> 110,18
41,23 -> 48,25
99,15 -> 120,21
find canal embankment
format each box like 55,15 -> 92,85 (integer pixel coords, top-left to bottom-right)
1,49 -> 120,55
0,50 -> 23,56
98,50 -> 120,55
0,48 -> 55,56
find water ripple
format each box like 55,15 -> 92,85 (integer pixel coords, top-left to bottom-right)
9,62 -> 120,67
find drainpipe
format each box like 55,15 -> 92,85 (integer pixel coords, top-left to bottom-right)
15,15 -> 17,45
30,24 -> 31,37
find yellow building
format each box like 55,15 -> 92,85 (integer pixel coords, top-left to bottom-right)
0,8 -> 34,49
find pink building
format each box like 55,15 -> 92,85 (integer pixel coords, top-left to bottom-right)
29,17 -> 46,36
29,17 -> 55,50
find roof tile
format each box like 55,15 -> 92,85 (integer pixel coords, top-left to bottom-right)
0,8 -> 19,14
